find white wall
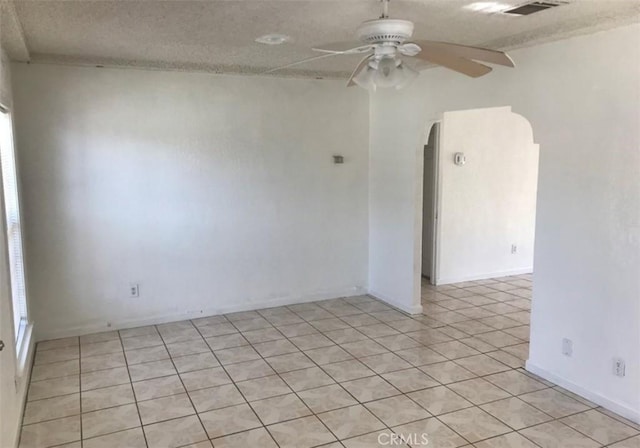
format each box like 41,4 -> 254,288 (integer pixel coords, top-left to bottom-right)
436,106 -> 538,284
11,63 -> 370,340
0,48 -> 35,448
368,23 -> 640,421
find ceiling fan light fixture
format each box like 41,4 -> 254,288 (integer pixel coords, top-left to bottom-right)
353,62 -> 377,91
255,34 -> 291,45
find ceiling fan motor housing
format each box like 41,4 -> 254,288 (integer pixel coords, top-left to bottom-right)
357,19 -> 414,44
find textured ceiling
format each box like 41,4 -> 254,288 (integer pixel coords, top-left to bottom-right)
3,0 -> 640,78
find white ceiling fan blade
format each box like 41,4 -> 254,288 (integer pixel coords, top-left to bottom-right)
411,40 -> 515,67
261,53 -> 343,74
347,55 -> 373,87
411,49 -> 492,78
313,41 -> 373,54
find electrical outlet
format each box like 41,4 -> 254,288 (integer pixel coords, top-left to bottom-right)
613,358 -> 626,377
562,338 -> 573,357
129,283 -> 140,298
511,244 -> 518,254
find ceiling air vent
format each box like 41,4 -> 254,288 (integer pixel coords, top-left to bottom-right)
503,2 -> 563,15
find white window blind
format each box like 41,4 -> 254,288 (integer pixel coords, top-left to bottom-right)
0,109 -> 28,341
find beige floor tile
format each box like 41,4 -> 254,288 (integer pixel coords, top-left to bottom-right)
83,427 -> 147,448
360,352 -> 412,374
395,347 -> 447,366
341,376 -> 401,403
381,368 -> 439,393
125,345 -> 170,365
280,366 -> 335,392
288,333 -> 334,350
267,415 -> 337,448
119,325 -> 159,339
275,322 -> 318,338
34,346 -> 80,365
408,385 -> 474,416
448,378 -> 511,405
28,375 -> 79,401
439,407 -> 511,443
204,333 -> 247,350
342,430 -> 404,448
121,334 -> 164,350
481,397 -> 554,430
81,403 -> 140,439
454,354 -> 510,376
251,393 -> 313,425
393,417 -> 467,447
31,359 -> 79,382
171,351 -> 219,373
81,383 -> 135,412
81,352 -> 127,373
138,392 -> 195,424
474,432 -> 539,448
19,415 -> 81,448
81,340 -> 123,358
241,327 -> 285,343
37,337 -> 79,352
319,404 -> 386,439
197,322 -> 238,338
324,328 -> 369,344
23,393 -> 80,425
212,427 -> 278,448
341,340 -> 389,358
365,395 -> 430,426
166,339 -> 209,357
484,370 -> 548,395
418,361 -> 477,384
252,339 -> 299,357
237,374 -> 292,400
304,345 -> 354,365
128,359 -> 176,382
214,345 -> 261,365
143,415 -> 208,448
233,316 -> 272,332
608,435 -> 640,448
298,383 -> 358,413
225,359 -> 276,381
475,330 -> 523,348
81,366 -> 130,392
188,383 -> 245,413
80,331 -> 120,345
160,327 -> 202,343
518,388 -> 591,418
519,421 -> 601,448
265,352 -> 315,373
179,367 -> 231,391
430,341 -> 481,360
132,375 -> 185,401
486,350 -> 525,368
560,409 -> 639,445
199,403 -> 262,438
322,359 -> 376,382
374,334 -> 422,351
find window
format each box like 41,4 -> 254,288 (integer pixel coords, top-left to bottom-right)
0,107 -> 28,343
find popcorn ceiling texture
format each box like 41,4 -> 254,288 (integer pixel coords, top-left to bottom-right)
3,0 -> 639,78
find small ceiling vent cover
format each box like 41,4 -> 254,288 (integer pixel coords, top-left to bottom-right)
503,2 -> 563,15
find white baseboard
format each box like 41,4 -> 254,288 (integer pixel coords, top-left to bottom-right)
526,361 -> 640,424
436,267 -> 533,286
368,290 -> 423,315
37,286 -> 367,341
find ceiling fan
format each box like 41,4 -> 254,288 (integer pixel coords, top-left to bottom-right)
265,0 -> 515,90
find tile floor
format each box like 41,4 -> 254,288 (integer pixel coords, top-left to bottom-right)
20,274 -> 640,448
